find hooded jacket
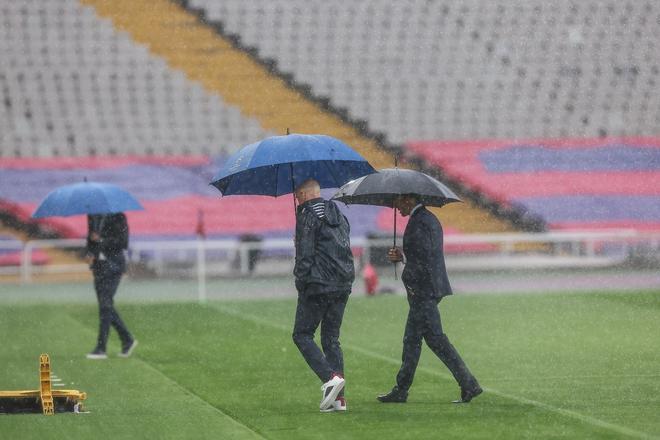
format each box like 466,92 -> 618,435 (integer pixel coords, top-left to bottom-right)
294,198 -> 355,296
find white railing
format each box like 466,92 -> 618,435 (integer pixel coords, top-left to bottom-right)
2,229 -> 659,302
17,238 -> 88,282
6,229 -> 660,274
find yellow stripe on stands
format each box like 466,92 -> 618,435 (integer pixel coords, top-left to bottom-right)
81,0 -> 515,233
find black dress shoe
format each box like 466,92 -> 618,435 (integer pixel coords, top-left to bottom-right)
452,386 -> 483,404
377,387 -> 408,403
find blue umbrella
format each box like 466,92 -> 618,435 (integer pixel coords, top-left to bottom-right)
210,134 -> 376,196
32,181 -> 144,218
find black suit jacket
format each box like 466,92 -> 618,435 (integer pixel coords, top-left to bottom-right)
401,206 -> 453,300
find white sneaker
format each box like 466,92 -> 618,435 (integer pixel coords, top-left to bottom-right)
320,397 -> 347,413
86,350 -> 108,360
320,375 -> 345,410
118,340 -> 138,358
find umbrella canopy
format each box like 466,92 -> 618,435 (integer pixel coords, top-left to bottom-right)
32,181 -> 144,218
332,168 -> 460,279
331,168 -> 461,207
210,134 -> 376,196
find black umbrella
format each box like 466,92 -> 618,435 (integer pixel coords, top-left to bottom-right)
332,168 -> 461,208
332,168 -> 461,277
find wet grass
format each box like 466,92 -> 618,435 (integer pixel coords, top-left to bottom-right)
1,287 -> 659,439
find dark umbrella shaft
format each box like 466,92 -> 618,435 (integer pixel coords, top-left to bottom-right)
393,204 -> 397,280
290,163 -> 296,214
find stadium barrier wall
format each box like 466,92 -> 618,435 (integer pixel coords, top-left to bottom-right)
3,230 -> 659,302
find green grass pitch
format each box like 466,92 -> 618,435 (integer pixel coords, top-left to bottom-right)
1,282 -> 659,439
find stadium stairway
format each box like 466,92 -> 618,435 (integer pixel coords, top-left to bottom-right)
79,0 -> 516,234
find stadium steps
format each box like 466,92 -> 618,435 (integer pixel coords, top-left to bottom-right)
80,0 -> 514,233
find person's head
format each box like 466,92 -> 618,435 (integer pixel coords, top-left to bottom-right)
294,179 -> 321,204
393,195 -> 419,217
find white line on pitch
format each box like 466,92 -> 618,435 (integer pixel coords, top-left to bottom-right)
63,313 -> 266,440
213,304 -> 657,440
483,374 -> 660,381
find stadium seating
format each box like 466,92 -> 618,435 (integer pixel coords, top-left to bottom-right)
0,155 -> 391,241
6,0 -> 660,157
0,0 -> 272,158
189,0 -> 660,144
408,137 -> 660,231
180,0 -> 660,232
0,154 -> 498,259
3,0 -> 659,237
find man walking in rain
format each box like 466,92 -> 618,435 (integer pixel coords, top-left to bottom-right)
85,212 -> 137,360
378,195 -> 482,404
292,179 -> 354,412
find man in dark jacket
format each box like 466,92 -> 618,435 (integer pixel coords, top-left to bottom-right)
377,195 -> 482,404
85,212 -> 137,360
292,179 -> 354,412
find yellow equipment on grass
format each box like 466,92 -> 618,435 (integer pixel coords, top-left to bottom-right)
0,354 -> 86,415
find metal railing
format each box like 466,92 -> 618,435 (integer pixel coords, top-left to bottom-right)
2,229 -> 659,302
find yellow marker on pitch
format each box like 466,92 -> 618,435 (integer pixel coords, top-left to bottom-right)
0,354 -> 87,415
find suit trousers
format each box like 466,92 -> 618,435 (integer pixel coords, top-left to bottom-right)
395,296 -> 477,392
292,292 -> 348,384
93,261 -> 133,352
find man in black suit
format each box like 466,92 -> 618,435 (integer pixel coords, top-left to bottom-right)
85,213 -> 137,360
377,195 -> 482,404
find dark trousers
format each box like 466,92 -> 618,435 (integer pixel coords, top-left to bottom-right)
396,296 -> 478,392
292,292 -> 349,384
93,263 -> 132,352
